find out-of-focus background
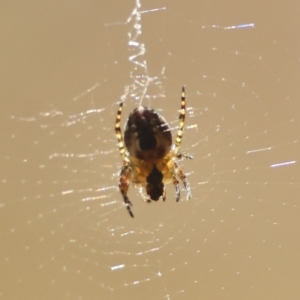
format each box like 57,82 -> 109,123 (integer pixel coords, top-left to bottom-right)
1,1 -> 299,299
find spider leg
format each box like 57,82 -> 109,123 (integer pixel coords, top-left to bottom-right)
174,162 -> 191,200
139,187 -> 151,203
175,86 -> 187,150
162,186 -> 166,201
115,101 -> 126,158
176,153 -> 193,160
119,163 -> 134,217
172,175 -> 180,202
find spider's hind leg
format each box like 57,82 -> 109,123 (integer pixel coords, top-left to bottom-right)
174,86 -> 187,150
115,101 -> 126,159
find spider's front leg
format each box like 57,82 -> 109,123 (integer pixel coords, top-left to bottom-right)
138,187 -> 151,203
176,153 -> 193,160
162,186 -> 166,201
119,163 -> 134,217
172,175 -> 180,202
174,162 -> 191,200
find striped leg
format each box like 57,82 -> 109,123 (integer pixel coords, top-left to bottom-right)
175,86 -> 187,150
115,102 -> 126,158
115,101 -> 134,217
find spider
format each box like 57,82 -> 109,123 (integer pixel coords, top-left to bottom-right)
115,87 -> 192,217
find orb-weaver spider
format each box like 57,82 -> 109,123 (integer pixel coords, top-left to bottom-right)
115,87 -> 192,217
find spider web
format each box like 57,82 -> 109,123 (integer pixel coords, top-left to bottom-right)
1,1 -> 300,299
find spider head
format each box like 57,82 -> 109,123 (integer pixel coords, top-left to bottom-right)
146,182 -> 164,201
146,165 -> 164,201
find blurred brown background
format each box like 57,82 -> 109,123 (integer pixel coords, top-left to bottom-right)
1,1 -> 299,299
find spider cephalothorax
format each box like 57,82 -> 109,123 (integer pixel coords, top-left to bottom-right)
115,87 -> 192,217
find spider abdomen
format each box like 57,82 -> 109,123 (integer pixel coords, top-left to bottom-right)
124,106 -> 172,161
